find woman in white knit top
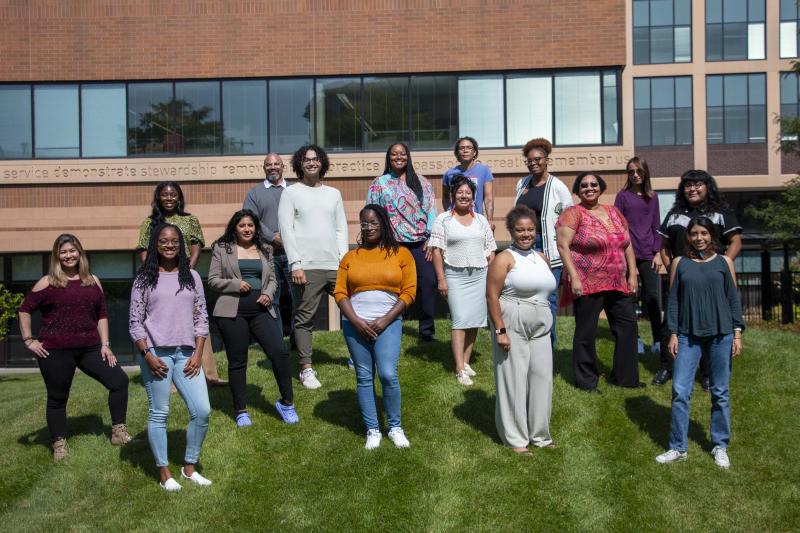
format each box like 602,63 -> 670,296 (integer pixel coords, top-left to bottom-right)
429,174 -> 496,386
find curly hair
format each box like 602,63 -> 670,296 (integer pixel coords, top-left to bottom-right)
684,216 -> 723,259
447,173 -> 476,207
383,143 -> 424,204
358,204 -> 399,256
134,223 -> 195,294
149,181 -> 191,226
624,156 -> 654,199
213,209 -> 272,255
572,172 -> 608,194
453,136 -> 479,160
291,144 -> 330,180
673,169 -> 726,212
522,138 -> 553,158
505,204 -> 537,235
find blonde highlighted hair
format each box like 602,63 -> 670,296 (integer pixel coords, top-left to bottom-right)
48,234 -> 95,288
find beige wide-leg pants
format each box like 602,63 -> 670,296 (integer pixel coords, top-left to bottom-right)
493,296 -> 553,448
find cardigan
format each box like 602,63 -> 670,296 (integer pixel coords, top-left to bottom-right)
207,242 -> 277,318
514,173 -> 573,268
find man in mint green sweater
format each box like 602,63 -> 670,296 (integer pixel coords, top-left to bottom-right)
278,144 -> 348,389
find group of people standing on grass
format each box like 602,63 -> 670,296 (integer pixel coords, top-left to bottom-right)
16,135 -> 746,489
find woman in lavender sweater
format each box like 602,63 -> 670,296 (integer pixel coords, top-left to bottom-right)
129,223 -> 212,492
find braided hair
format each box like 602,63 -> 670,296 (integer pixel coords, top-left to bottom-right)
134,223 -> 196,294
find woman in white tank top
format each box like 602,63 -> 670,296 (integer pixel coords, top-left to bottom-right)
486,205 -> 557,454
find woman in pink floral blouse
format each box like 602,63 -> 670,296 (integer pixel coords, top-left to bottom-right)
556,172 -> 642,392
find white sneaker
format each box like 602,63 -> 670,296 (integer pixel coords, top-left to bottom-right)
463,363 -> 476,377
388,427 -> 410,448
655,449 -> 688,464
159,478 -> 182,492
299,367 -> 322,389
365,428 -> 382,450
181,467 -> 212,486
456,371 -> 473,386
711,446 -> 730,469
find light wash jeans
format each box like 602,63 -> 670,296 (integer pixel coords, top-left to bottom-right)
669,334 -> 733,452
342,318 -> 402,431
534,234 -> 560,346
140,346 -> 211,467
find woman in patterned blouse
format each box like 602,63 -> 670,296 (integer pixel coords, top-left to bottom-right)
556,172 -> 642,392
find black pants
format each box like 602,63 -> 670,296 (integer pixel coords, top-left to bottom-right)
402,241 -> 436,338
637,258 -> 665,346
36,345 -> 129,442
216,291 -> 293,412
572,291 -> 640,389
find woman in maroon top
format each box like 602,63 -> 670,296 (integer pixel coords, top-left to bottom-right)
556,172 -> 642,392
18,234 -> 131,462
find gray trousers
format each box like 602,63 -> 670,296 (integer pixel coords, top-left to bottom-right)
290,269 -> 337,366
493,296 -> 554,448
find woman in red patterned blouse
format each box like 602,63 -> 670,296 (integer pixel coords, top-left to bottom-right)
556,172 -> 643,392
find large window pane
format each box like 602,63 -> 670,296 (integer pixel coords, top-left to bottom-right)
781,0 -> 798,20
651,78 -> 675,108
707,76 -> 724,107
723,105 -> 748,143
706,23 -> 723,61
707,107 -> 724,144
675,0 -> 691,25
634,0 -> 650,26
633,27 -> 651,64
506,75 -> 552,146
555,73 -> 601,145
676,77 -> 693,107
747,0 -> 764,21
652,108 -> 676,145
269,79 -> 313,154
675,107 -> 693,144
316,77 -> 361,152
724,75 -> 747,106
223,80 -> 267,155
748,74 -> 766,105
747,23 -> 765,59
635,109 -> 652,146
11,255 -> 42,281
89,253 -> 133,279
458,76 -> 504,147
707,0 -> 722,23
0,86 -> 32,159
175,81 -> 221,154
723,22 -> 748,60
723,0 -> 747,22
81,84 -> 126,157
363,77 -> 409,150
34,85 -> 79,158
674,26 -> 691,62
748,104 -> 766,142
780,21 -> 798,58
602,73 -> 618,144
128,82 -> 173,156
651,0 -> 673,24
410,76 -> 457,149
650,27 -> 674,63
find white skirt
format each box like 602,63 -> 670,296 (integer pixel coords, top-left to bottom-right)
445,265 -> 488,329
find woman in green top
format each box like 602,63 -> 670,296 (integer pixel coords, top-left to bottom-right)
208,210 -> 297,427
136,181 -> 226,387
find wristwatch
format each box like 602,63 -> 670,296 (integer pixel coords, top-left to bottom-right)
495,327 -> 506,335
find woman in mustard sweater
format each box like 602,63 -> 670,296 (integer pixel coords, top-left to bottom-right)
334,204 -> 417,450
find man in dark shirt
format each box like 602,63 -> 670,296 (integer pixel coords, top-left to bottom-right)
654,170 -> 742,387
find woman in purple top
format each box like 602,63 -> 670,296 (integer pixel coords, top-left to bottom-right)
18,234 -> 131,462
129,223 -> 212,492
614,157 -> 665,372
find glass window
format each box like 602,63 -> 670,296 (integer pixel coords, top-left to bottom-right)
315,77 -> 361,152
174,81 -> 221,154
706,0 -> 765,61
602,72 -> 619,144
127,82 -> 173,156
223,80 -> 267,155
269,79 -> 313,154
34,85 -> 79,158
780,72 -> 800,140
706,73 -> 766,144
780,0 -> 800,58
634,76 -> 693,147
88,253 -> 133,279
506,75 -> 552,146
410,76 -> 457,149
11,255 -> 43,282
458,75 -> 504,148
554,73 -> 601,145
0,85 -> 32,159
81,84 -> 126,157
363,77 -> 409,151
632,0 -> 692,64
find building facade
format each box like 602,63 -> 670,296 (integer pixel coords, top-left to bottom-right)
0,0 -> 795,363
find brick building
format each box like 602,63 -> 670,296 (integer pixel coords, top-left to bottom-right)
0,0 -> 796,363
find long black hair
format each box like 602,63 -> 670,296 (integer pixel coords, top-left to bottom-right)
214,209 -> 271,255
383,143 -> 424,204
673,169 -> 726,212
358,204 -> 399,256
134,223 -> 196,293
684,216 -> 723,260
149,181 -> 190,226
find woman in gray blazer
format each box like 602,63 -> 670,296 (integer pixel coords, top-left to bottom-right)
208,209 -> 298,427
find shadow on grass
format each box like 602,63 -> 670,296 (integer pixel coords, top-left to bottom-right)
119,429 -> 200,479
624,396 -> 712,450
0,376 -> 25,383
208,382 -> 283,423
453,389 -> 501,444
400,324 -> 456,373
18,414 -> 106,448
312,389 -> 362,436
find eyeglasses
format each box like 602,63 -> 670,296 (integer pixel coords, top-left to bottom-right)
359,222 -> 380,229
627,169 -> 644,177
157,239 -> 180,248
302,157 -> 320,164
524,157 -> 547,165
457,145 -> 475,152
684,181 -> 706,190
579,182 -> 600,189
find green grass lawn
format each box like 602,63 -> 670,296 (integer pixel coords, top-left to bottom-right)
0,318 -> 797,532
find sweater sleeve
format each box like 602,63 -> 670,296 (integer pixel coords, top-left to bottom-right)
136,219 -> 152,250
334,190 -> 349,260
397,248 -> 417,307
667,269 -> 680,334
724,267 -> 745,332
191,271 -> 209,338
18,287 -> 45,314
278,190 -> 301,270
651,194 -> 662,256
207,245 -> 241,294
128,282 -> 148,343
333,254 -> 351,303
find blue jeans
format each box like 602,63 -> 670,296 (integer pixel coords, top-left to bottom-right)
140,346 -> 211,467
534,234 -> 561,346
342,318 -> 403,431
669,334 -> 733,452
273,253 -> 295,342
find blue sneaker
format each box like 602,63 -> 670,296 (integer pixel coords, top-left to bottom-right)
651,341 -> 661,354
236,412 -> 252,427
637,337 -> 646,355
275,401 -> 300,424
